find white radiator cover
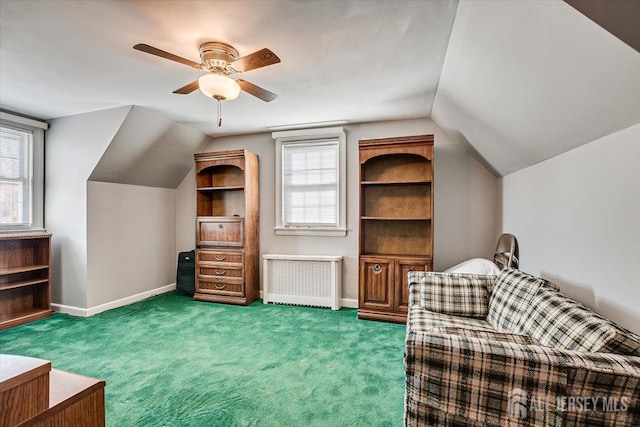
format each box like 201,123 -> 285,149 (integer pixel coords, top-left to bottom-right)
262,254 -> 343,310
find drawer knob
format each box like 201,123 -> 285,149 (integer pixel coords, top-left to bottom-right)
214,284 -> 227,290
219,224 -> 224,229
215,270 -> 227,276
372,264 -> 382,274
215,256 -> 226,261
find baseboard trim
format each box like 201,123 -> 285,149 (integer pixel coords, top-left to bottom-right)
50,303 -> 87,317
340,298 -> 358,308
54,286 -> 353,317
258,291 -> 357,309
52,283 -> 177,317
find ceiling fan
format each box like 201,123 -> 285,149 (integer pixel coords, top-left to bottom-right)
133,41 -> 280,102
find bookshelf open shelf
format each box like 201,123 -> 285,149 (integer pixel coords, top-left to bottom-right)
0,278 -> 49,291
197,186 -> 245,191
361,217 -> 431,221
360,180 -> 431,186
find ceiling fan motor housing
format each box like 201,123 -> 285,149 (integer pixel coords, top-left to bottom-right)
200,42 -> 239,74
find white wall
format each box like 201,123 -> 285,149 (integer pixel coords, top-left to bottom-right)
176,118 -> 498,300
45,106 -> 131,309
500,123 -> 640,333
46,105 -> 187,313
87,181 -> 176,307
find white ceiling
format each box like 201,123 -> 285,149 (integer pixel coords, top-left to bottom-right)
1,0 -> 639,177
0,0 -> 457,136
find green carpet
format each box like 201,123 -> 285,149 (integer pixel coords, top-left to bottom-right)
0,292 -> 407,426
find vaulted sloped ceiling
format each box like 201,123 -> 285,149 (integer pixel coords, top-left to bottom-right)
89,106 -> 209,188
432,0 -> 640,176
564,0 -> 640,53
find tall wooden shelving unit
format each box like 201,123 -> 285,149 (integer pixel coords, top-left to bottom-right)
0,232 -> 52,330
193,149 -> 259,305
358,135 -> 434,323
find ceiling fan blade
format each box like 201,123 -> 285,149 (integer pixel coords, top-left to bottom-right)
236,79 -> 278,102
133,43 -> 201,69
231,48 -> 281,73
173,80 -> 200,95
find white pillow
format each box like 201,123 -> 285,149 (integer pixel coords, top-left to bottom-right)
444,258 -> 501,275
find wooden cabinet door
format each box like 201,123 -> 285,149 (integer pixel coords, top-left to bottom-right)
196,218 -> 244,247
394,259 -> 432,313
359,258 -> 394,311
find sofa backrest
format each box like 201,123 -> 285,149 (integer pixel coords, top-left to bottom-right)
487,268 -> 557,333
488,269 -> 640,355
516,287 -> 640,355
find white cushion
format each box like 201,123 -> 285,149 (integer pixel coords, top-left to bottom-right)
444,258 -> 501,276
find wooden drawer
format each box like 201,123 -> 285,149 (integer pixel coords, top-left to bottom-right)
196,249 -> 243,265
196,278 -> 244,297
198,265 -> 243,280
197,218 -> 244,247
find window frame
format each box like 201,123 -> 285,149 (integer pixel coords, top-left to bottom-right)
273,127 -> 347,237
0,111 -> 47,233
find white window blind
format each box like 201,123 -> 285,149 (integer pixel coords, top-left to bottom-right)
273,126 -> 346,236
0,125 -> 33,227
282,140 -> 338,227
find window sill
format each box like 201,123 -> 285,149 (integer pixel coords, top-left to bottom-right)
0,227 -> 46,234
274,227 -> 347,237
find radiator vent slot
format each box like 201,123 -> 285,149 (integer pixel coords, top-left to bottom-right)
262,255 -> 343,310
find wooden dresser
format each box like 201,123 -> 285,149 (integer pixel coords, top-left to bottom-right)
193,150 -> 259,305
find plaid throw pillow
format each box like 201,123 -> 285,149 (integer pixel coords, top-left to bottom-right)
414,272 -> 493,318
487,268 -> 556,332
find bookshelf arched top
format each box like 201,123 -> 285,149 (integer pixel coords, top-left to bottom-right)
361,153 -> 432,184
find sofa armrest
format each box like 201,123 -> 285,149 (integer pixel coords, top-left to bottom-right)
404,330 -> 640,426
407,271 -> 495,318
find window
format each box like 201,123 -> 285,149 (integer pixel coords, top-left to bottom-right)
0,112 -> 46,231
273,127 -> 346,236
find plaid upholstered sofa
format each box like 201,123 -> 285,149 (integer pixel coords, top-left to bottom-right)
404,268 -> 640,426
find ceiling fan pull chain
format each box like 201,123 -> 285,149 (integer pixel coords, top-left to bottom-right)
217,97 -> 222,127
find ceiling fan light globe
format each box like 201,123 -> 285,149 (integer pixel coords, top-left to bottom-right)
198,74 -> 241,101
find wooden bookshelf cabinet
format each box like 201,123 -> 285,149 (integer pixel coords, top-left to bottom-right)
194,150 -> 259,305
358,135 -> 434,323
0,233 -> 52,331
